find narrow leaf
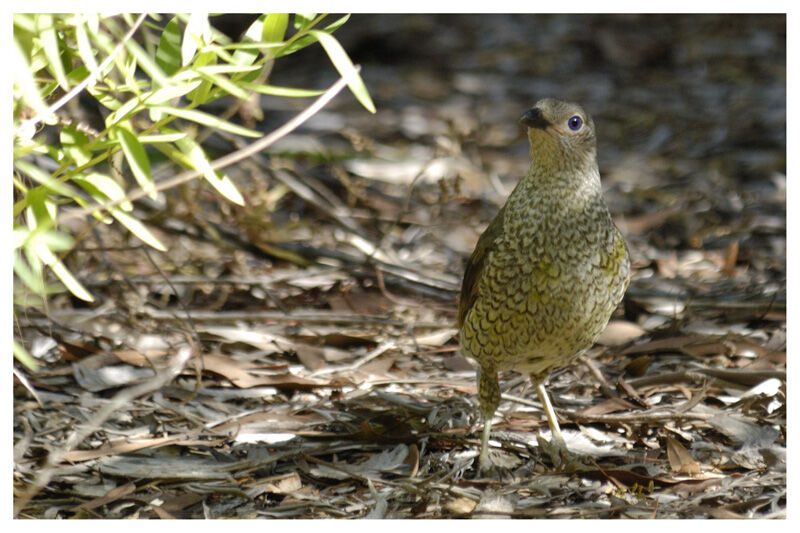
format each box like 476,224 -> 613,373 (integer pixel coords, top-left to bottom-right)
13,340 -> 39,373
262,14 -> 289,43
15,159 -> 78,198
123,37 -> 168,87
37,14 -> 70,90
110,208 -> 167,251
114,125 -> 156,199
139,132 -> 187,143
33,240 -> 94,302
294,14 -> 317,30
73,172 -> 133,211
60,125 -> 92,166
151,106 -> 261,138
13,40 -> 57,131
74,20 -> 99,73
309,30 -> 375,113
240,82 -> 324,98
156,16 -> 182,75
147,79 -> 203,104
175,135 -> 244,205
194,69 -> 249,99
182,13 -> 211,66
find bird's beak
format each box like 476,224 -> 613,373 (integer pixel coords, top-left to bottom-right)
519,108 -> 550,129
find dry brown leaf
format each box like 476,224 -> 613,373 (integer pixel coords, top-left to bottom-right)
707,507 -> 746,519
149,504 -> 177,519
579,397 -> 640,416
723,241 -> 739,277
443,353 -> 474,372
63,435 -> 190,462
356,355 -> 397,378
666,435 -> 702,475
327,290 -> 392,315
624,355 -> 653,377
112,349 -> 171,366
294,344 -> 328,370
405,443 -> 420,478
622,335 -> 705,355
200,353 -> 326,389
159,493 -> 206,515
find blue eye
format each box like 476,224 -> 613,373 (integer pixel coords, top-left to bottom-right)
568,116 -> 583,131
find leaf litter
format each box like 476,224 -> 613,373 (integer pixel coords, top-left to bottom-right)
14,14 -> 784,519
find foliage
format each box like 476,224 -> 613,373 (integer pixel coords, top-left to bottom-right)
12,13 -> 374,369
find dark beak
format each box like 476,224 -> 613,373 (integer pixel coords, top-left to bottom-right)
519,108 -> 550,129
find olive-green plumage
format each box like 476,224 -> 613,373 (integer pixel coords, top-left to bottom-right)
458,98 -> 630,471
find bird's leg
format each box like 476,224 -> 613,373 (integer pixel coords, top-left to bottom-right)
534,381 -> 584,471
536,382 -> 565,445
477,366 -> 500,472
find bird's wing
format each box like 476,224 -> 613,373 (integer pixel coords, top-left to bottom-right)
457,204 -> 507,328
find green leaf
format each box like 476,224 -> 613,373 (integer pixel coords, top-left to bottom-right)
37,14 -> 70,90
31,237 -> 94,302
114,124 -> 156,199
139,132 -> 187,143
104,88 -> 147,127
156,16 -> 182,75
262,14 -> 289,43
60,125 -> 91,166
321,14 -> 350,34
13,39 -> 56,131
186,50 -> 217,104
87,85 -> 123,111
15,159 -> 77,199
194,68 -> 249,99
147,77 -> 203,104
74,19 -> 99,73
124,36 -> 168,87
278,15 -> 348,58
240,82 -> 323,97
110,208 -> 167,251
13,340 -> 39,372
182,13 -> 212,66
25,188 -> 57,229
196,64 -> 261,75
294,13 -> 317,30
65,64 -> 90,86
232,17 -> 263,67
174,134 -> 244,205
73,172 -> 133,211
151,106 -> 261,138
309,30 -> 375,113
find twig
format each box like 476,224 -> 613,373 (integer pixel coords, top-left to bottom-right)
578,354 -> 617,399
309,340 -> 397,377
626,368 -> 785,388
141,246 -> 198,343
563,410 -> 713,424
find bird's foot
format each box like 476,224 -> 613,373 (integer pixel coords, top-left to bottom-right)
536,433 -> 586,472
474,454 -> 512,480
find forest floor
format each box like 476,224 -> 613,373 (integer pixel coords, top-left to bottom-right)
14,14 -> 785,518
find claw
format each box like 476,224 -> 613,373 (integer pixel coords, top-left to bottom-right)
536,433 -> 586,472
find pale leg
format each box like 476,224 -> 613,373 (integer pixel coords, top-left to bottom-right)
536,382 -> 566,446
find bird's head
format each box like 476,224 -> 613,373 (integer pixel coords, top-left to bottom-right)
520,98 -> 597,174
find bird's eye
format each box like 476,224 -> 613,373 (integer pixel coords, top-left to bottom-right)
568,116 -> 583,131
